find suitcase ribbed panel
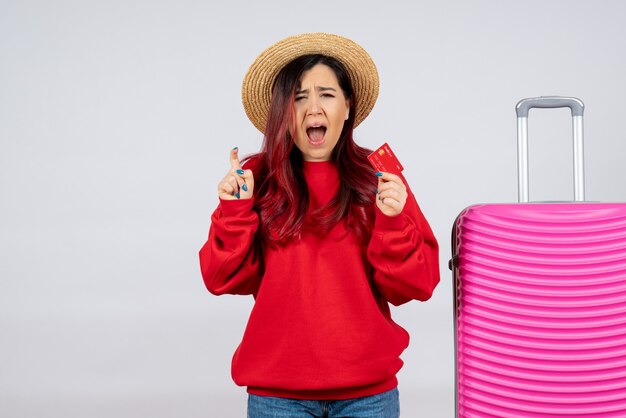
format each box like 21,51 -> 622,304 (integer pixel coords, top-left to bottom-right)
454,203 -> 626,417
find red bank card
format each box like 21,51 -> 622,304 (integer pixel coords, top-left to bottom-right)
367,142 -> 404,175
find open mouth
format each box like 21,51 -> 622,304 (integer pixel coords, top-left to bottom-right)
306,126 -> 327,146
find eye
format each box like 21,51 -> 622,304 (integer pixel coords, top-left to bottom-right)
321,93 -> 335,98
295,95 -> 306,101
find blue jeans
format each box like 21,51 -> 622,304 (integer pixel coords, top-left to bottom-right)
247,388 -> 400,418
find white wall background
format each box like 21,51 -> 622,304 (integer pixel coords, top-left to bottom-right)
2,1 -> 626,417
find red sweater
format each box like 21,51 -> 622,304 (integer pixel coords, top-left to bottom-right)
199,160 -> 440,400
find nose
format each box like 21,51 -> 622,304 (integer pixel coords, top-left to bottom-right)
306,95 -> 322,116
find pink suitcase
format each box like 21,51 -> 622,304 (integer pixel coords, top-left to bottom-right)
450,97 -> 626,417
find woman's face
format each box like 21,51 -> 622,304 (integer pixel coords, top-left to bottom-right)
292,63 -> 350,162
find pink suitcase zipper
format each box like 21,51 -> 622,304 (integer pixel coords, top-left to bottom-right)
451,97 -> 626,417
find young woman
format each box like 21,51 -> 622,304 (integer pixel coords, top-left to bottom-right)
199,33 -> 440,418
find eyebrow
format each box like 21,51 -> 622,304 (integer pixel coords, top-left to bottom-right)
295,86 -> 337,94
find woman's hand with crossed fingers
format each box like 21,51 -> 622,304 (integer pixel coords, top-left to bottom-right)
217,147 -> 254,200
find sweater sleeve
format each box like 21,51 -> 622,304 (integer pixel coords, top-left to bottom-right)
199,197 -> 263,296
366,184 -> 440,306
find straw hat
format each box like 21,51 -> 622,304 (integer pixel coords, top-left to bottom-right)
241,32 -> 379,133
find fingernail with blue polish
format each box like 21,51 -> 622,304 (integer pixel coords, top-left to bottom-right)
235,192 -> 240,199
236,169 -> 245,175
375,189 -> 379,194
375,172 -> 383,177
233,146 -> 238,150
242,184 -> 248,192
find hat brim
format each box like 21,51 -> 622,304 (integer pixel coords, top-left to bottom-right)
241,33 -> 379,133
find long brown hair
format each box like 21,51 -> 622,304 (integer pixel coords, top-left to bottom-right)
246,54 -> 377,244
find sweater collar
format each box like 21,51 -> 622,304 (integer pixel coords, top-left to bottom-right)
302,160 -> 337,175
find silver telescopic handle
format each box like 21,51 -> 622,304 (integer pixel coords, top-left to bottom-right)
515,96 -> 585,203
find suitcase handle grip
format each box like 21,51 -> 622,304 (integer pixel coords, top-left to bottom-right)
515,96 -> 585,203
516,96 -> 584,118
